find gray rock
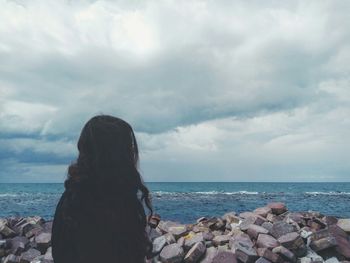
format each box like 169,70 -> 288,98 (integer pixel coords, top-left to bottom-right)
277,232 -> 306,257
235,242 -> 258,263
184,242 -> 206,263
3,254 -> 20,263
212,251 -> 237,263
0,219 -> 16,238
20,248 -> 41,263
184,232 -> 205,250
159,243 -> 184,263
34,232 -> 51,253
200,246 -> 218,263
255,257 -> 272,263
153,235 -> 168,254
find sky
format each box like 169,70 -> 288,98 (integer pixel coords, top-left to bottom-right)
0,0 -> 349,182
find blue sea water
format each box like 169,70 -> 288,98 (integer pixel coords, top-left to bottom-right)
0,182 -> 349,223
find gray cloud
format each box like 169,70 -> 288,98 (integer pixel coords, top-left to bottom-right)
0,0 -> 349,182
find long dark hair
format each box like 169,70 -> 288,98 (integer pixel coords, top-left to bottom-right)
63,115 -> 153,260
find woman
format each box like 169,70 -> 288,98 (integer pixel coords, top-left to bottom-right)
52,115 -> 153,263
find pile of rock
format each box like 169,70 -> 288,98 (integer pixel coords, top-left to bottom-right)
0,216 -> 52,263
147,202 -> 350,263
1,202 -> 349,263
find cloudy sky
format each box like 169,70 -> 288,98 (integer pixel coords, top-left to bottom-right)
0,0 -> 349,182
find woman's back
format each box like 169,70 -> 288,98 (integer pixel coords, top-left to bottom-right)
51,115 -> 152,263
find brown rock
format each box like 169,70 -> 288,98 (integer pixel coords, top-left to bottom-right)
269,222 -> 297,239
256,234 -> 280,249
310,236 -> 337,252
277,232 -> 306,257
222,212 -> 239,224
267,203 -> 287,215
254,207 -> 272,218
230,233 -> 254,251
272,246 -> 296,263
337,219 -> 350,234
257,248 -> 282,263
184,242 -> 206,263
247,225 -> 269,239
212,235 -> 231,246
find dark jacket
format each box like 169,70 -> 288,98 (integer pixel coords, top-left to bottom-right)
52,189 -> 147,263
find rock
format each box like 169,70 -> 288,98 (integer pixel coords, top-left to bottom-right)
247,225 -> 269,240
235,242 -> 258,263
325,257 -> 340,263
256,234 -> 280,249
203,231 -> 214,241
159,243 -> 184,263
212,235 -> 231,246
20,248 -> 41,263
3,254 -> 20,263
222,212 -> 239,224
277,232 -> 306,257
184,242 -> 206,263
177,236 -> 185,246
229,233 -> 254,251
261,222 -> 274,232
269,222 -> 297,239
212,251 -> 237,263
267,203 -> 287,215
149,214 -> 161,228
163,233 -> 176,244
337,219 -> 350,234
257,248 -> 282,263
200,246 -> 218,263
322,216 -> 338,226
255,257 -> 272,263
300,248 -> 324,263
34,232 -> 51,253
272,246 -> 296,263
333,234 -> 350,259
254,207 -> 272,218
0,219 -> 16,238
310,236 -> 337,252
240,212 -> 257,219
184,232 -> 205,250
43,246 -> 53,261
266,214 -> 281,224
149,227 -> 163,241
240,217 -> 258,231
8,236 -> 29,255
153,235 -> 168,254
168,225 -> 188,239
197,217 -> 208,224
24,225 -> 43,239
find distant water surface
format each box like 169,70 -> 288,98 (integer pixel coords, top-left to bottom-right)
0,182 -> 349,223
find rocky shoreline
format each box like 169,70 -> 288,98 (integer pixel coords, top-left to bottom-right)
0,202 -> 349,263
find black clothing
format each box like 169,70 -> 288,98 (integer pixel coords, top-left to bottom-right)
52,189 -> 147,263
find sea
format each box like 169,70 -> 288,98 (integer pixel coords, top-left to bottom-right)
0,182 -> 349,223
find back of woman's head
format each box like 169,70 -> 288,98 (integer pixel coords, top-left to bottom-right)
63,115 -> 152,259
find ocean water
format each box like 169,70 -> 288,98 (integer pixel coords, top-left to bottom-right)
0,182 -> 349,223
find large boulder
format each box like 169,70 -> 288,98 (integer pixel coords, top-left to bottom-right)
267,203 -> 287,215
160,243 -> 184,263
184,242 -> 206,263
256,234 -> 280,249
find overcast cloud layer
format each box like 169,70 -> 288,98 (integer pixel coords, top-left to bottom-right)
0,0 -> 349,182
